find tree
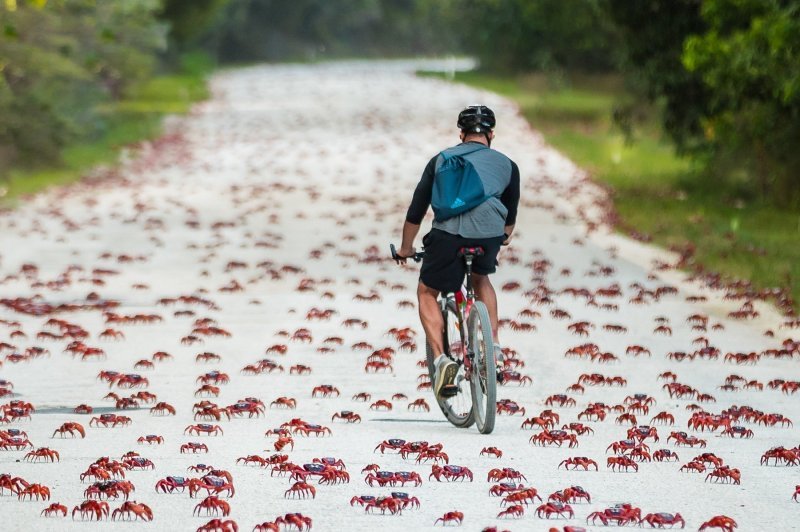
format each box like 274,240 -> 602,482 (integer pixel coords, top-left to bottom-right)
158,0 -> 229,50
458,0 -> 618,73
682,0 -> 800,205
205,0 -> 461,63
0,0 -> 166,169
603,0 -> 710,152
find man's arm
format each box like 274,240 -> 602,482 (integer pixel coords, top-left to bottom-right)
398,157 -> 436,258
398,221 -> 422,258
500,161 -> 520,244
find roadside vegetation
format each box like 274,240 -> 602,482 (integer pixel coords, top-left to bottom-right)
2,53 -> 211,203
421,70 -> 799,310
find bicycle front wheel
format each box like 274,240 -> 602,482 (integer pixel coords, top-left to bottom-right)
425,299 -> 474,428
468,300 -> 496,434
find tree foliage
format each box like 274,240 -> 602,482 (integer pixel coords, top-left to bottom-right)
457,0 -> 618,73
205,0 -> 459,62
605,0 -> 799,205
0,0 -> 166,169
158,0 -> 228,49
682,0 -> 800,204
603,0 -> 710,151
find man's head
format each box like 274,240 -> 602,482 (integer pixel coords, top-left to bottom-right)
458,105 -> 495,145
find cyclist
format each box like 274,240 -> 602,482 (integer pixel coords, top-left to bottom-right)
395,105 -> 520,397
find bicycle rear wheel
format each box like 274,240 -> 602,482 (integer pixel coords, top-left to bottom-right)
468,300 -> 496,434
425,299 -> 474,428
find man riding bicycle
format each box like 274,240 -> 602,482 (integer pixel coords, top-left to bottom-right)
395,105 -> 520,398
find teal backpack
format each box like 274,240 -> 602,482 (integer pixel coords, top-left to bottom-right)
431,144 -> 490,222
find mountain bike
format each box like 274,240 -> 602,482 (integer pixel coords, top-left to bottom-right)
390,244 -> 496,434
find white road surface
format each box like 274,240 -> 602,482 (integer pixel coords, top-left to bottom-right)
0,60 -> 797,532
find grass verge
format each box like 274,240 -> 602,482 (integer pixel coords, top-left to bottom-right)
420,70 -> 799,311
1,53 -> 213,204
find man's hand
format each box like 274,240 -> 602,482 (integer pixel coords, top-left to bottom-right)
395,246 -> 416,264
396,221 -> 422,264
502,224 -> 515,246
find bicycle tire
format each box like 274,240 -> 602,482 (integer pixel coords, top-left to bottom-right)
468,300 -> 496,434
425,299 -> 474,428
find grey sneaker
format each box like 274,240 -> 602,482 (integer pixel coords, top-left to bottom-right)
433,355 -> 458,398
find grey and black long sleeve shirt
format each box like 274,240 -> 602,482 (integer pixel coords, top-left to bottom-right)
406,142 -> 520,239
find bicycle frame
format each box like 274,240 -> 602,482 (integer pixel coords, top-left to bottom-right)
443,250 -> 478,379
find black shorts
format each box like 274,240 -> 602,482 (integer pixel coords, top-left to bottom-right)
419,229 -> 505,294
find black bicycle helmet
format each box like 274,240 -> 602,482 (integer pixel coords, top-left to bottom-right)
457,105 -> 496,133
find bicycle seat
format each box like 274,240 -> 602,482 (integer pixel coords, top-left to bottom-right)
457,246 -> 484,258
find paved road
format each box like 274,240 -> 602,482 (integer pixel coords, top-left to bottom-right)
0,61 -> 797,531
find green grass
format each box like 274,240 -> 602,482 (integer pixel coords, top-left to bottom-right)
421,70 -> 799,311
1,53 -> 212,203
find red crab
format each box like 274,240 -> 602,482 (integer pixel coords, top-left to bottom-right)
498,370 -> 532,386
375,438 -> 406,454
480,446 -> 503,458
292,424 -> 331,437
607,456 -> 638,472
496,399 -> 526,416
545,394 -> 576,407
536,502 -> 574,519
24,447 -> 60,462
284,481 -> 316,499
549,485 -> 591,504
503,487 -> 543,505
197,519 -> 238,532
699,515 -> 738,531
150,402 -> 176,416
41,502 -> 68,517
653,449 -> 679,462
312,385 -> 340,397
563,423 -> 594,435
332,411 -> 361,423
270,397 -> 296,410
587,504 -> 642,526
497,504 -> 525,519
429,464 -> 473,482
489,483 -> 525,497
408,398 -> 430,412
181,442 -> 209,454
74,404 -> 93,414
369,399 -> 392,411
488,468 -> 527,483
155,476 -> 191,493
185,424 -> 223,436
435,511 -> 464,526
530,430 -> 578,448
667,431 -> 706,447
89,414 -> 131,428
705,466 -> 741,485
650,411 -> 675,425
558,457 -> 598,471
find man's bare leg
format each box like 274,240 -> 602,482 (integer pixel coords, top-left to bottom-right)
417,281 -> 444,355
472,273 -> 499,343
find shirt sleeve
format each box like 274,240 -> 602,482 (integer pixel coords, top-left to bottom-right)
500,161 -> 520,226
405,156 -> 437,224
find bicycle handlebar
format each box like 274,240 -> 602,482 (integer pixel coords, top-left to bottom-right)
390,243 -> 424,263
